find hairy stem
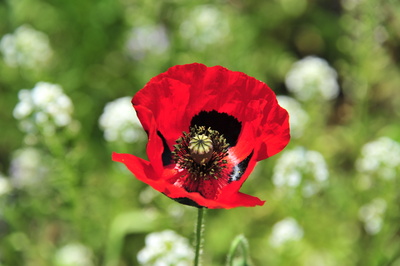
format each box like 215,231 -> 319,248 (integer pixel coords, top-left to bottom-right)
194,207 -> 206,266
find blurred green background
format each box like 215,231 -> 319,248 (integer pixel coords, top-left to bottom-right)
1,0 -> 400,265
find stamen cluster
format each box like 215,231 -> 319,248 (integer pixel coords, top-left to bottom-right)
172,126 -> 229,180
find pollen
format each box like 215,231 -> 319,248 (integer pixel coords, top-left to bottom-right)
172,125 -> 229,180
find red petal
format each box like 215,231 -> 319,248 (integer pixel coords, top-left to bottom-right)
133,63 -> 290,162
112,152 -> 160,183
133,105 -> 165,175
216,192 -> 265,209
132,77 -> 192,148
112,152 -> 264,209
115,63 -> 290,209
258,101 -> 291,160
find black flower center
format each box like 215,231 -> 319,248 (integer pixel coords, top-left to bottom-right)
190,110 -> 241,147
172,125 -> 229,180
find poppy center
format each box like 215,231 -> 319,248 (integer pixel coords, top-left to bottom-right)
188,134 -> 214,164
172,125 -> 229,180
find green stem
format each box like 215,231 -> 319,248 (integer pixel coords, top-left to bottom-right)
194,207 -> 206,266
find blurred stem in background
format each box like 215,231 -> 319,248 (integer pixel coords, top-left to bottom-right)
227,234 -> 251,266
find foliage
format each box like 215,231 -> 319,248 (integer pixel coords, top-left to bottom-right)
0,0 -> 400,265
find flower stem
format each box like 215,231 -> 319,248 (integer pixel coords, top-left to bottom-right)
194,207 -> 206,266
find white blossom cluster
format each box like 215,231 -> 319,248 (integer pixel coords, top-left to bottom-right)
54,243 -> 94,266
277,95 -> 309,138
356,137 -> 400,180
13,82 -> 74,136
125,24 -> 170,60
285,56 -> 339,101
358,198 -> 387,235
272,147 -> 329,197
137,230 -> 194,266
180,5 -> 230,49
0,173 -> 11,196
99,97 -> 145,143
0,25 -> 53,68
269,217 -> 304,247
9,147 -> 47,188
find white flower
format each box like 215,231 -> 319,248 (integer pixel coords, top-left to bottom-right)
356,137 -> 400,180
99,97 -> 145,143
269,217 -> 304,247
54,243 -> 93,266
180,5 -> 230,49
0,25 -> 52,68
277,96 -> 309,138
272,147 -> 329,197
125,24 -> 169,60
358,198 -> 387,235
285,56 -> 339,101
0,173 -> 11,196
13,82 -> 74,135
137,230 -> 194,266
9,147 -> 47,188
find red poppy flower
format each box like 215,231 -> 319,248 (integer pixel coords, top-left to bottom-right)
112,63 -> 290,209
